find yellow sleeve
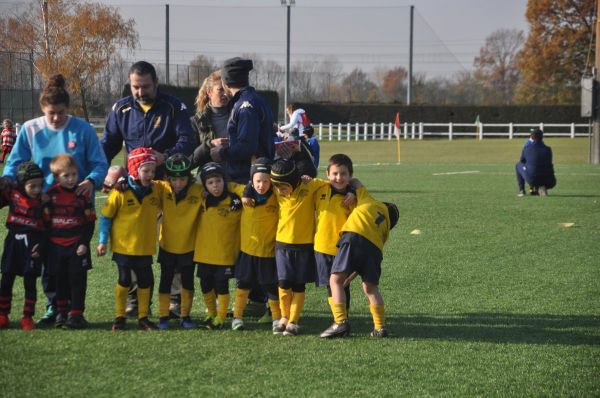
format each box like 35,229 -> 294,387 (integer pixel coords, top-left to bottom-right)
101,189 -> 122,219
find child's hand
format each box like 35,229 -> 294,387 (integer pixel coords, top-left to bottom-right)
41,193 -> 50,204
76,244 -> 88,256
301,175 -> 312,184
31,244 -> 40,258
242,197 -> 255,207
96,244 -> 107,256
343,192 -> 356,208
201,190 -> 209,198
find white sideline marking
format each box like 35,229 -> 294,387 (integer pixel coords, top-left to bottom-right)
432,170 -> 480,176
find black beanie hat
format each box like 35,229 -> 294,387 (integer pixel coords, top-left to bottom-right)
165,153 -> 192,178
250,157 -> 272,178
199,162 -> 225,186
16,162 -> 44,186
222,57 -> 253,87
270,159 -> 299,188
384,202 -> 399,230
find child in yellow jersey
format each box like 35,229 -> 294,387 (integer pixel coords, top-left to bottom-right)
194,162 -> 244,329
232,158 -> 280,332
319,191 -> 399,339
269,158 -> 334,336
313,154 -> 360,322
97,147 -> 163,331
154,154 -> 202,330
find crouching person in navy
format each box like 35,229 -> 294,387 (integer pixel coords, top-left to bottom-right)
515,129 -> 556,197
0,163 -> 45,330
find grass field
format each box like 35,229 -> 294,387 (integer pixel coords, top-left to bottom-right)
1,138 -> 599,397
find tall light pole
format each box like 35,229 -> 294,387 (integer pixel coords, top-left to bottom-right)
407,5 -> 414,105
281,0 -> 295,121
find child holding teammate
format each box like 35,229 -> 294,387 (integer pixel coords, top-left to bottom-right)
0,162 -> 45,330
97,147 -> 163,331
232,158 -> 280,331
320,191 -> 399,338
155,153 -> 203,329
44,154 -> 96,329
194,162 -> 244,329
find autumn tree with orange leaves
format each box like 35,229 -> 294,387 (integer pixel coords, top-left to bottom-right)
515,0 -> 595,104
0,0 -> 138,120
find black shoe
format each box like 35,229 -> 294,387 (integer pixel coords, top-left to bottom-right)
112,316 -> 127,331
36,305 -> 57,326
320,320 -> 351,338
65,314 -> 89,329
138,317 -> 157,331
55,312 -> 68,328
371,327 -> 389,338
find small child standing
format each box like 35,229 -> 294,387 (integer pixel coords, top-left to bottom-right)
97,147 -> 163,331
1,119 -> 17,163
155,153 -> 203,330
194,162 -> 244,329
233,158 -> 280,332
320,191 -> 399,339
0,162 -> 45,330
43,154 -> 96,329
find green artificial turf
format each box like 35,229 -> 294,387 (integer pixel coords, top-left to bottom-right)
0,138 -> 598,397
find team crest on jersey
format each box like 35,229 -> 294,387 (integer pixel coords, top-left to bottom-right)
153,116 -> 162,129
166,193 -> 173,201
67,140 -> 76,149
187,196 -> 199,204
240,101 -> 253,109
149,197 -> 160,206
266,204 -> 278,213
320,194 -> 326,200
298,188 -> 309,199
218,207 -> 229,217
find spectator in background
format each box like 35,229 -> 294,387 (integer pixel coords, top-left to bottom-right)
2,74 -> 108,326
515,129 -> 556,197
303,126 -> 320,169
1,119 -> 17,163
210,57 -> 275,183
102,61 -> 197,179
278,103 -> 312,140
190,70 -> 230,169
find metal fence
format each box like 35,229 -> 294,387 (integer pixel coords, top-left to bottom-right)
0,51 -> 41,123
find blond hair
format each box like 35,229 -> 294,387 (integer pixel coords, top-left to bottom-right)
195,70 -> 222,113
50,153 -> 77,177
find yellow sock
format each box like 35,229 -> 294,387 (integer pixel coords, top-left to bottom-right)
158,293 -> 170,318
369,303 -> 385,330
289,291 -> 305,324
114,284 -> 128,318
203,291 -> 217,317
216,293 -> 230,323
233,288 -> 250,319
327,296 -> 334,317
180,288 -> 194,318
268,299 -> 281,321
137,287 -> 151,319
331,303 -> 348,324
278,288 -> 292,320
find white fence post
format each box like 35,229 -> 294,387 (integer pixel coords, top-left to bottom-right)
337,123 -> 342,141
403,122 -> 408,139
411,122 -> 415,139
448,122 -> 453,141
509,123 -> 514,139
418,122 -> 423,140
355,123 -> 359,141
363,122 -> 368,141
372,123 -> 376,140
571,123 -> 575,138
479,123 -> 483,140
347,123 -> 351,141
328,123 -> 333,141
318,123 -> 322,140
539,122 -> 544,132
380,123 -> 384,140
388,122 -> 392,140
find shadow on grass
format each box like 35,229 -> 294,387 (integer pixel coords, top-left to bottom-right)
390,313 -> 600,345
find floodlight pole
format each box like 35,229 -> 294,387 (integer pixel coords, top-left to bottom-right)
592,0 -> 600,164
282,0 -> 295,122
407,5 -> 414,105
165,4 -> 170,85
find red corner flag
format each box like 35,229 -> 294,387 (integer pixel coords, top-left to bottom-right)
394,112 -> 401,137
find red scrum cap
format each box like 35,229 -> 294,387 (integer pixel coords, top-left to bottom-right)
127,147 -> 157,180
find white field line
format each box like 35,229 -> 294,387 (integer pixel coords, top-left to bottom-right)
432,171 -> 480,176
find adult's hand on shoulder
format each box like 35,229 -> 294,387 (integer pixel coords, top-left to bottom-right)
152,150 -> 166,165
76,179 -> 94,198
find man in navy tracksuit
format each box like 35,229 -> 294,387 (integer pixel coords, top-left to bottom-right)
515,129 -> 556,197
210,57 -> 275,183
102,61 -> 197,179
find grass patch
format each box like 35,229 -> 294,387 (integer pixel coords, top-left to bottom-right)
1,139 -> 598,396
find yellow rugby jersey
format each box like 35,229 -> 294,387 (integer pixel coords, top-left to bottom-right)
275,178 -> 329,245
157,180 -> 203,254
101,182 -> 164,256
341,190 -> 391,252
240,191 -> 279,258
193,183 -> 245,265
314,186 -> 366,256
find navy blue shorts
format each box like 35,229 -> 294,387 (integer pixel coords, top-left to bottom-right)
1,231 -> 43,276
158,249 -> 194,270
314,251 -> 335,287
196,263 -> 235,281
235,251 -> 277,286
46,244 -> 92,275
112,253 -> 153,269
275,247 -> 315,284
331,233 -> 382,285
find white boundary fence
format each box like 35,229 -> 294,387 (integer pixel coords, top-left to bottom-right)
315,122 -> 589,141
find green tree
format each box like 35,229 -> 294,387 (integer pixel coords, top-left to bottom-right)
515,0 -> 594,104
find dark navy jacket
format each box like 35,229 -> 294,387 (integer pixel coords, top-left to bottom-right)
519,140 -> 556,188
220,86 -> 274,182
102,90 -> 196,177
